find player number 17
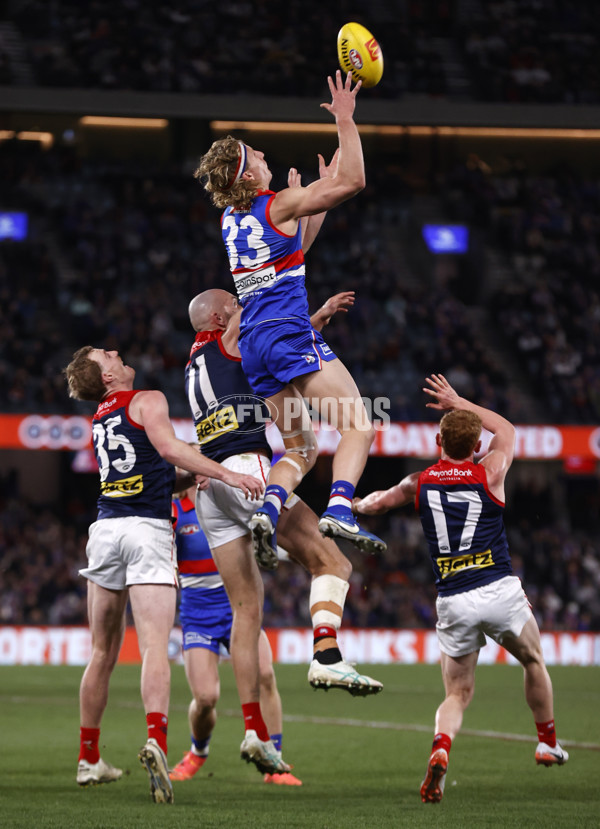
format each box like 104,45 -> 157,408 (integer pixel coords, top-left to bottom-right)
426,490 -> 483,553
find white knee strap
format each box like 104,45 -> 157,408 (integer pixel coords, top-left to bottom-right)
279,455 -> 303,474
309,574 -> 349,628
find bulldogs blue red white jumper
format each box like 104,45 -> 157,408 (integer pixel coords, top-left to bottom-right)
415,458 -> 512,597
173,495 -> 233,653
221,190 -> 337,397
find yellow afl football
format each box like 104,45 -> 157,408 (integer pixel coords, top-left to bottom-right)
337,22 -> 383,88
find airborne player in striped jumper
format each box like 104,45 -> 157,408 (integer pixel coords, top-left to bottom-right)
194,70 -> 385,568
354,374 -> 568,805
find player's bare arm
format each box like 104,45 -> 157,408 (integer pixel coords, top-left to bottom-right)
295,149 -> 341,252
424,373 -> 516,496
353,471 -> 420,515
131,390 -> 264,500
310,291 -> 355,332
270,72 -> 364,226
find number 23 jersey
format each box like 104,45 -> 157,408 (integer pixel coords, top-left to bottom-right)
222,190 -> 309,332
415,459 -> 512,596
92,390 -> 175,520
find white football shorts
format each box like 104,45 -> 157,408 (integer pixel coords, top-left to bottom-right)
196,452 -> 299,549
80,516 -> 177,590
435,575 -> 533,657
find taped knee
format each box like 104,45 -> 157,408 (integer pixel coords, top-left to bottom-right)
280,427 -> 319,475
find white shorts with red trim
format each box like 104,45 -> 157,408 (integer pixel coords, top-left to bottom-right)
195,452 -> 299,549
435,575 -> 533,658
81,516 -> 177,590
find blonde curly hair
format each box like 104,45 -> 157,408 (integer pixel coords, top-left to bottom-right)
194,135 -> 259,210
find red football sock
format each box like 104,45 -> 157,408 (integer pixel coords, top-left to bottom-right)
79,727 -> 100,764
431,732 -> 452,755
535,719 -> 557,748
241,702 -> 270,742
146,712 -> 168,754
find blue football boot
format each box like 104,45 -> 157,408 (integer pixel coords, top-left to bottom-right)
317,511 -> 387,554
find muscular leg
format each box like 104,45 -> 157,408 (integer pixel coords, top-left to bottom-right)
169,647 -> 220,781
295,360 -> 384,554
258,630 -> 302,785
130,584 -> 176,803
278,498 -> 382,695
502,616 -> 553,723
77,581 -> 127,784
294,358 -> 375,486
278,499 -> 352,579
502,616 -> 568,765
80,581 -> 128,728
184,646 -> 220,743
278,498 -> 351,651
212,534 -> 290,774
129,584 -> 176,715
263,384 -> 318,495
258,630 -> 282,736
210,534 -> 263,706
420,649 -> 478,804
435,650 -> 478,739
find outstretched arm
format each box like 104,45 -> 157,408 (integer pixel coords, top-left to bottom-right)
131,390 -> 264,500
353,471 -> 420,515
310,290 -> 355,332
423,373 -> 516,491
293,149 -> 341,253
270,71 -> 364,223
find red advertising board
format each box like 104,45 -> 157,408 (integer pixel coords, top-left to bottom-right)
1,627 -> 598,667
2,414 -> 600,461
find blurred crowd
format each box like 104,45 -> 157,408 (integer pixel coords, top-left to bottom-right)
460,0 -> 600,103
443,154 -> 600,422
0,138 -> 513,422
5,1 -> 600,104
8,0 -> 450,99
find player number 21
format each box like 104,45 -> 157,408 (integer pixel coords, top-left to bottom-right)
426,490 -> 483,553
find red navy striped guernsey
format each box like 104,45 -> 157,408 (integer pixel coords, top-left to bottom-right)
415,459 -> 512,596
92,390 -> 175,520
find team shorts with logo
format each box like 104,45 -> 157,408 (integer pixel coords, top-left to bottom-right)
80,516 -> 177,590
180,586 -> 233,654
196,452 -> 299,549
435,575 -> 533,657
239,318 -> 337,398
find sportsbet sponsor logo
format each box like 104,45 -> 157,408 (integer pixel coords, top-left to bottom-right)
101,474 -> 144,497
436,549 -> 495,579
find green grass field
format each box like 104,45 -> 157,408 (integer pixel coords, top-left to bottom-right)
1,663 -> 599,828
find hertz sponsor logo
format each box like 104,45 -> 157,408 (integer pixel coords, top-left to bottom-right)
436,549 -> 494,579
101,474 -> 144,497
196,405 -> 239,444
